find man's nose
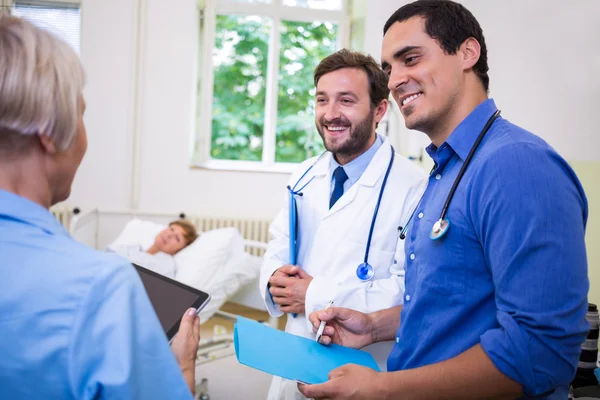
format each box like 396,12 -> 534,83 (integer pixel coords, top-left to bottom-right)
324,102 -> 342,121
388,67 -> 409,93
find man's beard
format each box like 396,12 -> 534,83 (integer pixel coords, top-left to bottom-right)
316,109 -> 375,161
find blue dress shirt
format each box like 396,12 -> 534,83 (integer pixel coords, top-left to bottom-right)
0,190 -> 192,399
329,133 -> 383,195
387,99 -> 589,399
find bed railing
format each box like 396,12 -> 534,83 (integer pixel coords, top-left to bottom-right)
51,206 -> 272,256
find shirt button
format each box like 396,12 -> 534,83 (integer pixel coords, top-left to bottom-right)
436,174 -> 442,180
410,253 -> 415,260
418,212 -> 424,219
405,294 -> 411,301
395,337 -> 400,343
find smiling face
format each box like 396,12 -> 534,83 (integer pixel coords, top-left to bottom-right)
314,67 -> 387,165
381,16 -> 466,141
152,223 -> 189,256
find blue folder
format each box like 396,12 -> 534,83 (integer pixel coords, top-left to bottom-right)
234,316 -> 380,384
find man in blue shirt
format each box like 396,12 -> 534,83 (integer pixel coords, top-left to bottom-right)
299,1 -> 589,399
0,15 -> 199,399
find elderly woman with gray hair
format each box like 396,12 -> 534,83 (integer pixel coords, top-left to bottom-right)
0,15 -> 199,399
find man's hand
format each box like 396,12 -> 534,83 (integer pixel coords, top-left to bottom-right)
308,306 -> 374,349
270,264 -> 296,279
298,364 -> 388,400
268,265 -> 313,314
171,308 -> 200,394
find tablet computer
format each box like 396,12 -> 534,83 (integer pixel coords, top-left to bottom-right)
132,263 -> 210,340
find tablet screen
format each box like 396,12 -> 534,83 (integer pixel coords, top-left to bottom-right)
132,263 -> 210,340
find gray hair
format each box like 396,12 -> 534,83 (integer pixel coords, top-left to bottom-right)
0,15 -> 85,152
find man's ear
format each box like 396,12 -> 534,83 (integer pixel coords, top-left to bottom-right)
37,133 -> 58,155
460,37 -> 481,71
374,99 -> 389,123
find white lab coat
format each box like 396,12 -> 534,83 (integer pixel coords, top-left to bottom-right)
260,138 -> 426,400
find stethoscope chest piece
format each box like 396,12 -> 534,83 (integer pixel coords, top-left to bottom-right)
356,262 -> 374,281
430,218 -> 450,240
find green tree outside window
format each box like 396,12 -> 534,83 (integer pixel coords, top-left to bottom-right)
210,15 -> 338,163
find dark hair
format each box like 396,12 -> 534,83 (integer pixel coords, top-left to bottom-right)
314,49 -> 390,108
383,0 -> 489,91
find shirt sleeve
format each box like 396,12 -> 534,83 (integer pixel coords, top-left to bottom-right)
260,166 -> 303,317
470,142 -> 589,396
259,206 -> 288,317
67,260 -> 193,400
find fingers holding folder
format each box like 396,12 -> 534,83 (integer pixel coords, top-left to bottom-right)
297,363 -> 387,400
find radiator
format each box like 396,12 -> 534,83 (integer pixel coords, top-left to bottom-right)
50,206 -> 73,228
63,207 -> 272,257
195,216 -> 271,256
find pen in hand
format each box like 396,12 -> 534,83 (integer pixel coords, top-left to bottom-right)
315,300 -> 334,343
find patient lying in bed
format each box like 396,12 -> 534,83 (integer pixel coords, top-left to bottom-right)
108,220 -> 198,278
105,218 -> 262,322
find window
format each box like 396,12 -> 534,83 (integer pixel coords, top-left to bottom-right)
195,0 -> 347,171
10,1 -> 81,53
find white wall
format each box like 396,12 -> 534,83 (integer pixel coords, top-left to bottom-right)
69,0 -> 599,220
363,0 -> 599,163
70,0 -> 138,211
71,0 -> 289,220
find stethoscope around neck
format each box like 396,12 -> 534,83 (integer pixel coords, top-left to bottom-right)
288,146 -> 396,282
398,109 -> 501,241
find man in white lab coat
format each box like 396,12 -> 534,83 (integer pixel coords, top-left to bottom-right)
259,49 -> 425,400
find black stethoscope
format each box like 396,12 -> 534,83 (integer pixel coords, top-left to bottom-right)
398,109 -> 501,241
288,146 -> 395,282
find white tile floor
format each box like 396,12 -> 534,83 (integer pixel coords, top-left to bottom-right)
195,354 -> 272,400
193,302 -> 279,399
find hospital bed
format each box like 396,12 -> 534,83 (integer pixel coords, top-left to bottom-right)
66,207 -> 275,327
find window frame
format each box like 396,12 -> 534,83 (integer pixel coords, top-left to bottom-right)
9,0 -> 80,9
194,0 -> 349,173
8,0 -> 81,52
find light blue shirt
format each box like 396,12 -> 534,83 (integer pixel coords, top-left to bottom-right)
0,190 -> 192,399
330,134 -> 384,195
387,99 -> 589,398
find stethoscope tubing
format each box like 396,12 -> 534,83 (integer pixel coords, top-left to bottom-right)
438,109 -> 501,222
399,109 -> 501,241
288,144 -> 395,281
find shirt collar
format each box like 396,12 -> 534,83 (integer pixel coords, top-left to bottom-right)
0,189 -> 69,237
445,99 -> 499,161
330,134 -> 383,185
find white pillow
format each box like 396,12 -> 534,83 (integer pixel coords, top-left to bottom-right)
108,219 -> 165,250
174,227 -> 245,291
110,220 -> 255,322
195,241 -> 261,322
